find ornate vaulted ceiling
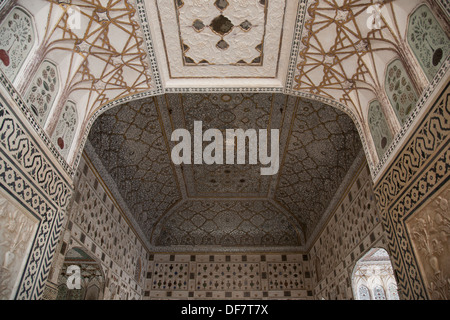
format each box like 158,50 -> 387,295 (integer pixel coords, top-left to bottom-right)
11,0 -> 444,251
87,93 -> 362,251
16,0 -> 445,181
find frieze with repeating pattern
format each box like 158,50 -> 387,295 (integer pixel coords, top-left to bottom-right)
144,254 -> 313,300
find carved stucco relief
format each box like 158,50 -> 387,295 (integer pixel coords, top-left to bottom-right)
406,183 -> 450,300
0,192 -> 38,300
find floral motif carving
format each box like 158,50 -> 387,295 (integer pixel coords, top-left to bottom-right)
24,60 -> 59,127
408,4 -> 450,81
385,59 -> 419,125
51,100 -> 77,159
0,194 -> 37,300
0,7 -> 35,82
407,186 -> 450,300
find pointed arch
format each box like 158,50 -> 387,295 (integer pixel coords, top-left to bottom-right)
51,100 -> 78,160
24,59 -> 60,127
373,285 -> 387,300
385,59 -> 419,125
407,4 -> 450,81
358,285 -> 371,300
351,248 -> 400,300
56,247 -> 105,300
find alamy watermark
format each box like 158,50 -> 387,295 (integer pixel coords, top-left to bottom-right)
366,3 -> 383,30
66,5 -> 82,30
171,121 -> 280,176
66,265 -> 81,290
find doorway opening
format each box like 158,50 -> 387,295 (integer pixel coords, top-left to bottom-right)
352,248 -> 400,300
56,247 -> 105,300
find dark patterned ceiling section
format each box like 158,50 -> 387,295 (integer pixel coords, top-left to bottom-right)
164,93 -> 292,198
87,93 -> 362,251
88,99 -> 182,237
154,200 -> 303,247
275,99 -> 362,238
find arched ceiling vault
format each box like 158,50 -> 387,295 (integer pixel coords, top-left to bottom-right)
87,93 -> 363,252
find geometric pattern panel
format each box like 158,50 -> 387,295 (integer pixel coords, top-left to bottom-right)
155,200 -> 302,247
164,93 -> 285,198
36,0 -> 157,120
0,92 -> 72,300
438,0 -> 450,18
0,70 -> 74,177
196,262 -> 261,291
289,0 -> 396,112
151,263 -> 189,291
144,254 -> 313,300
408,4 -> 450,81
267,263 -> 305,290
0,6 -> 35,82
309,162 -> 386,300
48,154 -> 151,301
88,92 -> 363,250
88,98 -> 182,238
176,0 -> 267,66
154,0 -> 287,79
71,170 -> 146,278
275,98 -> 362,238
0,94 -> 71,209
